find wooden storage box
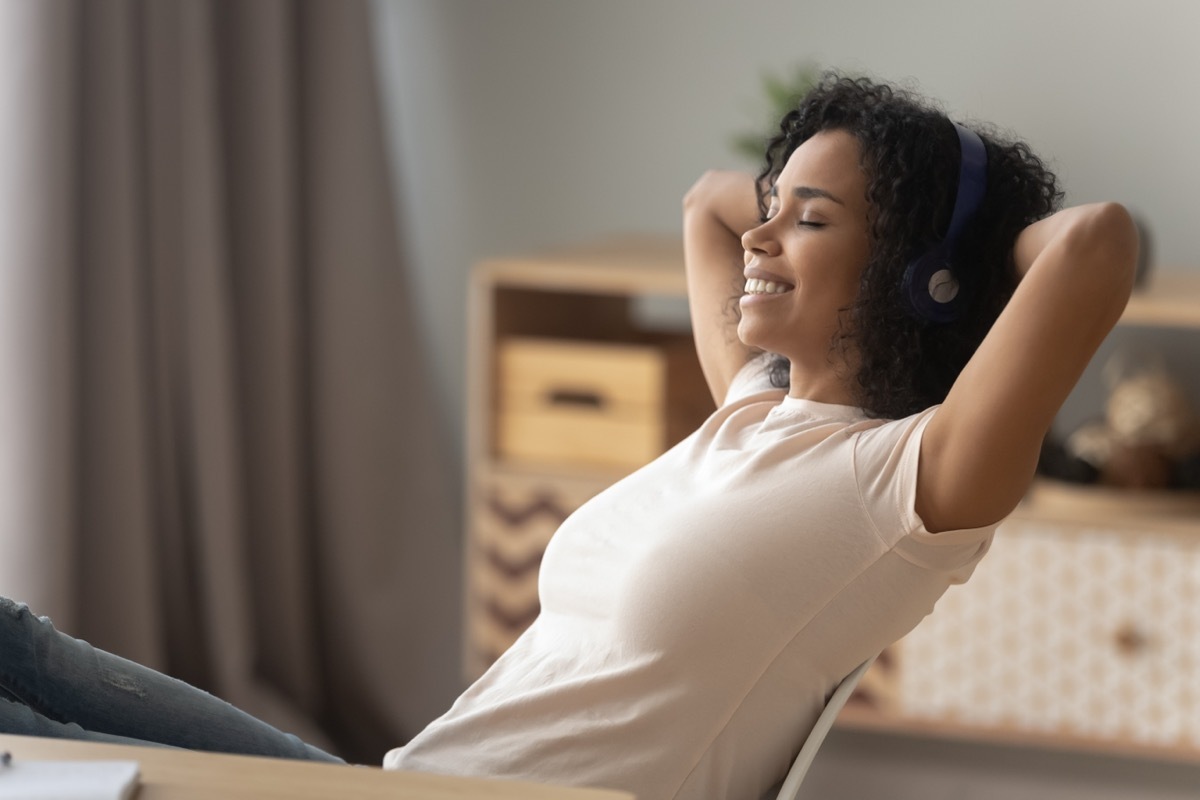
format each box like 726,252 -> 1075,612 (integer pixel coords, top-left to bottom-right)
496,337 -> 666,470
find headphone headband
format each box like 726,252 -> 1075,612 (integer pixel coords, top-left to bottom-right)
944,124 -> 988,246
900,121 -> 989,324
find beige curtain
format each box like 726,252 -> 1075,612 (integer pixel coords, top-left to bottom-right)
0,0 -> 458,763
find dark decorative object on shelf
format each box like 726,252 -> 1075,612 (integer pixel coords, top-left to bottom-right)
1037,435 -> 1100,484
1174,453 -> 1200,490
1042,349 -> 1200,490
1131,213 -> 1154,287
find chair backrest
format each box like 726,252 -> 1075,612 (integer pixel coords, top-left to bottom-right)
772,656 -> 877,800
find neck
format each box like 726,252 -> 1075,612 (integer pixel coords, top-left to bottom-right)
786,353 -> 857,406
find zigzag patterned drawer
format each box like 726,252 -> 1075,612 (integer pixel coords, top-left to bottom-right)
464,469 -> 609,679
897,516 -> 1200,748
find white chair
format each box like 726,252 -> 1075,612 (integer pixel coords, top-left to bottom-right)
772,655 -> 877,800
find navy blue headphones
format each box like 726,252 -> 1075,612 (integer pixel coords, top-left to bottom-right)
901,122 -> 988,324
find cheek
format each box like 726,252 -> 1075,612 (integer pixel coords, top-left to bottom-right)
839,248 -> 869,296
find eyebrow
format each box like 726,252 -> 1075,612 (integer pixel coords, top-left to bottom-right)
769,185 -> 845,206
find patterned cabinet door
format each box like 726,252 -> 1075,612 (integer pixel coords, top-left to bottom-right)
464,470 -> 609,679
897,517 -> 1200,749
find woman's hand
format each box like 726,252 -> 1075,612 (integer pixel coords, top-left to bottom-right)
683,170 -> 762,241
1013,203 -> 1139,283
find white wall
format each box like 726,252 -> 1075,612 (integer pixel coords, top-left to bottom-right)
370,0 -> 1200,793
377,0 -> 1200,442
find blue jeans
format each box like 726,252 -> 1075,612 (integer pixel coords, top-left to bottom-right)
0,596 -> 343,763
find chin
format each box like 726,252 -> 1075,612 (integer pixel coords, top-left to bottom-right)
735,323 -> 763,352
737,322 -> 783,357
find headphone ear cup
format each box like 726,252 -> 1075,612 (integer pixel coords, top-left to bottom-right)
902,246 -> 963,323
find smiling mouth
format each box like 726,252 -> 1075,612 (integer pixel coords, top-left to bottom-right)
743,278 -> 794,295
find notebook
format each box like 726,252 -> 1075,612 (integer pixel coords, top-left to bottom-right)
0,758 -> 140,800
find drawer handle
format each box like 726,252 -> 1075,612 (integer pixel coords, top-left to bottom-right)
547,389 -> 605,409
1113,621 -> 1151,657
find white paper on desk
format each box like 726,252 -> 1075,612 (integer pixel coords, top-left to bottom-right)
0,760 -> 140,800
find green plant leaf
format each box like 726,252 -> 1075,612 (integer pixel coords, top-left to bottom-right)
730,61 -> 825,162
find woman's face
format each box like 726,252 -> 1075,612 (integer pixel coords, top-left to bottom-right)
738,129 -> 871,377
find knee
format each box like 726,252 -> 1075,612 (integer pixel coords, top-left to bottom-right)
0,597 -> 38,633
0,597 -> 54,630
0,596 -> 26,615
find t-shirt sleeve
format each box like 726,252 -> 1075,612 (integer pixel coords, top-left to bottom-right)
852,406 -> 997,584
722,355 -> 781,406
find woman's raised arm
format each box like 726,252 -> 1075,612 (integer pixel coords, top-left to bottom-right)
682,170 -> 762,405
917,202 -> 1140,532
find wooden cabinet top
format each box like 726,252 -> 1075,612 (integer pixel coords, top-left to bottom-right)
475,235 -> 686,296
1123,270 -> 1200,328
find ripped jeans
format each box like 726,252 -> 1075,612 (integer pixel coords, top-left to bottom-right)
0,596 -> 342,763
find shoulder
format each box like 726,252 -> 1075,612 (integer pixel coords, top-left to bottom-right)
852,406 -> 937,463
851,408 -> 999,575
851,407 -> 941,533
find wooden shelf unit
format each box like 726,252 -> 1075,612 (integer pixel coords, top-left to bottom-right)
462,241 -> 1200,762
462,236 -> 707,679
465,236 -> 691,481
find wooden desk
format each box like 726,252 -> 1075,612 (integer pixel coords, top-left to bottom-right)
0,734 -> 633,800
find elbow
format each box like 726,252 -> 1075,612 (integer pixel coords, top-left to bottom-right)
683,170 -> 720,214
1071,202 -> 1139,303
1085,201 -> 1139,276
1093,201 -> 1140,266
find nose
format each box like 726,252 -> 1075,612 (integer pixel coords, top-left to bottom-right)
741,218 -> 781,257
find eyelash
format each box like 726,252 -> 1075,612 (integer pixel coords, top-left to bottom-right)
760,207 -> 824,228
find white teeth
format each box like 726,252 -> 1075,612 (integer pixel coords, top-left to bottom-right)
743,278 -> 791,295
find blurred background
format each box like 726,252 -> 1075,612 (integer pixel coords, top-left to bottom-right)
1,0 -> 1198,796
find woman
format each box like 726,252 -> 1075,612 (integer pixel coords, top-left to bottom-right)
1,76 -> 1136,800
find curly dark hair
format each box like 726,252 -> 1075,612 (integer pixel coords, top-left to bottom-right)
756,74 -> 1063,419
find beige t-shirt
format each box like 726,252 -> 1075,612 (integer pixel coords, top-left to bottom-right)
385,360 -> 997,799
